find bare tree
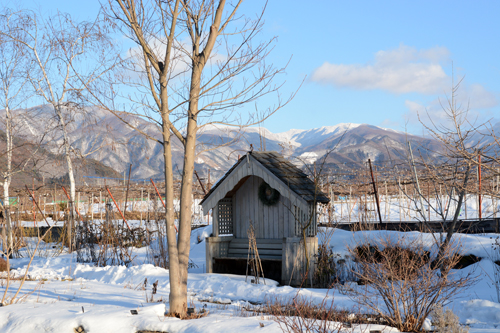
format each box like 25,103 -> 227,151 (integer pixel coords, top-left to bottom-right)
390,78 -> 479,265
0,13 -> 36,253
1,9 -> 114,250
95,0 -> 291,316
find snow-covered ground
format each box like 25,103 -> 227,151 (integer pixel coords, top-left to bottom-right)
2,226 -> 500,332
16,193 -> 499,232
325,193 -> 500,223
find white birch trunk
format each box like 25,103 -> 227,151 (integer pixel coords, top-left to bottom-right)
2,105 -> 13,252
55,104 -> 76,251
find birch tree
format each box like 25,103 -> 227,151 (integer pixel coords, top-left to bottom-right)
0,15 -> 34,253
1,9 -> 114,250
99,0 -> 290,316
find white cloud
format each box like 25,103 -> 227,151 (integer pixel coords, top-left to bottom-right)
404,81 -> 498,130
379,118 -> 400,130
462,84 -> 498,109
311,44 -> 450,94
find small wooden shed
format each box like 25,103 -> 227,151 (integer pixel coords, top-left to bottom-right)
200,151 -> 330,285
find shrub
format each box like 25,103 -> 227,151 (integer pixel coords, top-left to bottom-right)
348,234 -> 475,332
431,304 -> 468,333
267,295 -> 354,333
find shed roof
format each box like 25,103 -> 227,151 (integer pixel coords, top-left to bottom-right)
200,151 -> 330,206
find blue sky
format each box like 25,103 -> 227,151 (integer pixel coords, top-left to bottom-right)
22,0 -> 500,135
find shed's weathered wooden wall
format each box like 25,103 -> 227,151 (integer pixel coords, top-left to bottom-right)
201,154 -> 309,216
233,176 -> 296,239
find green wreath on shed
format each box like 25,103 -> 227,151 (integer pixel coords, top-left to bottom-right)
258,182 -> 280,206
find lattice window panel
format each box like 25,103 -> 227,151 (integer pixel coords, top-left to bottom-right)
294,205 -> 317,237
218,198 -> 233,235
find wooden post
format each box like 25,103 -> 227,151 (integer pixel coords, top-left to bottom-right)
105,187 -> 131,230
398,178 -> 402,222
427,182 -> 430,221
349,186 -> 352,223
91,194 -> 94,221
194,170 -> 207,195
33,178 -> 36,227
140,188 -> 143,225
124,164 -> 132,217
368,159 -> 383,224
54,186 -> 57,221
329,186 -> 333,223
404,184 -> 408,220
465,191 -> 467,219
340,193 -> 343,220
385,181 -> 388,221
100,191 -> 102,222
208,169 -> 211,191
478,154 -> 482,220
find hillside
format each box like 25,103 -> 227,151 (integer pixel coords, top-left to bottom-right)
0,127 -> 122,187
1,105 -> 447,181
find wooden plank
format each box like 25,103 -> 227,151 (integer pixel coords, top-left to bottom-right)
262,169 -> 272,239
273,200 -> 279,239
228,249 -> 282,256
260,179 -> 266,239
239,177 -> 246,238
230,244 -> 283,250
278,196 -> 284,238
249,176 -> 256,236
251,176 -> 258,237
264,193 -> 270,238
262,177 -> 268,239
202,158 -> 244,211
231,196 -> 237,237
231,238 -> 283,244
283,197 -> 290,237
252,176 -> 259,237
228,172 -> 236,191
216,255 -> 282,261
213,205 -> 219,237
254,166 -> 263,179
243,178 -> 250,238
234,188 -> 240,238
283,240 -> 291,283
249,154 -> 308,209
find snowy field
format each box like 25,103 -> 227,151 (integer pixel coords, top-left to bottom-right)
20,193 -> 500,229
2,226 -> 500,332
326,194 -> 500,223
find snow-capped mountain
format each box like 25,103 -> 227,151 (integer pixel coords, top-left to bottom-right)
1,105 -> 442,181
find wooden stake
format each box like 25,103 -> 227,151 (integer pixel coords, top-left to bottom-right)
478,154 -> 482,220
105,187 -> 131,231
124,164 -> 132,216
368,159 -> 383,224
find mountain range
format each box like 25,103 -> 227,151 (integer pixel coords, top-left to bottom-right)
0,105 -> 466,183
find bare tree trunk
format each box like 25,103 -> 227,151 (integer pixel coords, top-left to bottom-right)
162,128 -> 185,314
3,183 -> 12,253
3,106 -> 13,252
437,163 -> 471,268
178,116 -> 197,299
55,104 -> 76,252
102,0 -> 285,317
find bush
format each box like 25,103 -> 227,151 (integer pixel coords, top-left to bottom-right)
431,304 -> 469,333
267,295 -> 353,333
348,234 -> 475,332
